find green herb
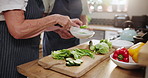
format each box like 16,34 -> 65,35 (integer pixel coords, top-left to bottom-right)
80,25 -> 88,29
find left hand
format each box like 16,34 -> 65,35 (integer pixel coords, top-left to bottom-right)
44,25 -> 61,31
54,28 -> 74,39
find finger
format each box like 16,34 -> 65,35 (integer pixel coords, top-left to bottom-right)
75,20 -> 83,26
45,26 -> 61,31
71,22 -> 80,27
63,20 -> 71,31
61,29 -> 74,37
62,23 -> 70,31
72,19 -> 83,26
57,15 -> 69,29
54,29 -> 74,39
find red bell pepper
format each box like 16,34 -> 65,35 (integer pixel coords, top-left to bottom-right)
112,47 -> 129,62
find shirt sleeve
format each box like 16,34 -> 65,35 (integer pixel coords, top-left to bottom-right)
43,0 -> 50,13
0,0 -> 28,13
81,0 -> 90,15
43,0 -> 55,13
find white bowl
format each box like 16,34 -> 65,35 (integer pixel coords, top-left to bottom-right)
110,53 -> 142,69
70,26 -> 95,39
111,40 -> 134,49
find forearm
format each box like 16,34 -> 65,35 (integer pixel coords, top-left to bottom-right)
4,10 -> 57,39
4,10 -> 82,39
15,16 -> 56,39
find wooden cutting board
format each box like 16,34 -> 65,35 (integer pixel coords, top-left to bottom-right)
38,40 -> 115,77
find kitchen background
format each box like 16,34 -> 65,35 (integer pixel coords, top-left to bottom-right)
37,0 -> 148,77
40,0 -> 148,47
79,0 -> 148,43
88,0 -> 148,24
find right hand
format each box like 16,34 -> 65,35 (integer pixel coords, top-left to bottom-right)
45,25 -> 74,39
51,14 -> 82,30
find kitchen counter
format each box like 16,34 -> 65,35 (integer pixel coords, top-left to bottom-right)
89,25 -> 122,33
17,40 -> 145,78
17,58 -> 145,78
79,25 -> 122,43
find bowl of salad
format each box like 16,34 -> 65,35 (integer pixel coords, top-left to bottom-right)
70,26 -> 95,39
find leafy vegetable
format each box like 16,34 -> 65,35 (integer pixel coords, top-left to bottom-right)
89,39 -> 112,54
73,49 -> 94,59
71,50 -> 84,59
80,25 -> 88,29
51,49 -> 71,60
100,39 -> 112,49
51,49 -> 94,60
95,43 -> 109,54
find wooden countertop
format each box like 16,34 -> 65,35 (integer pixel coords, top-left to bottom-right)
17,58 -> 145,78
17,39 -> 145,78
89,25 -> 122,32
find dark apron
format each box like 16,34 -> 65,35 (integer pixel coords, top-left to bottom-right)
43,0 -> 82,56
0,0 -> 44,78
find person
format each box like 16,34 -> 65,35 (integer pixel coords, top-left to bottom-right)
0,0 -> 82,78
43,0 -> 90,56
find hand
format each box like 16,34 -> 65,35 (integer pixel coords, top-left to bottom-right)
51,14 -> 71,30
71,18 -> 83,27
51,14 -> 83,30
54,28 -> 74,39
44,25 -> 61,31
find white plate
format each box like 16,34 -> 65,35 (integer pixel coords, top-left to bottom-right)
110,53 -> 142,69
111,40 -> 134,49
70,26 -> 95,39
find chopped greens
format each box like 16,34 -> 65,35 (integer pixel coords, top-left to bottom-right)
51,49 -> 94,60
66,58 -> 83,66
100,39 -> 112,49
95,43 -> 109,54
89,39 -> 112,54
51,49 -> 71,60
72,49 -> 94,59
51,39 -> 112,67
80,25 -> 88,29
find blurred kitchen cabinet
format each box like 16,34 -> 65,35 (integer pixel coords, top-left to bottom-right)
131,15 -> 147,29
114,14 -> 129,28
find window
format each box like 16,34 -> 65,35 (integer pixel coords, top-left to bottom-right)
87,0 -> 128,12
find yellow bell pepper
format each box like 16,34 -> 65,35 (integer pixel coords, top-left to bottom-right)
128,42 -> 145,63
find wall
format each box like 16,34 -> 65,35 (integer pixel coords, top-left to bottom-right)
90,0 -> 148,19
127,0 -> 148,17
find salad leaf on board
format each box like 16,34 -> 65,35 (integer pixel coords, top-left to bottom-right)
51,49 -> 94,60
